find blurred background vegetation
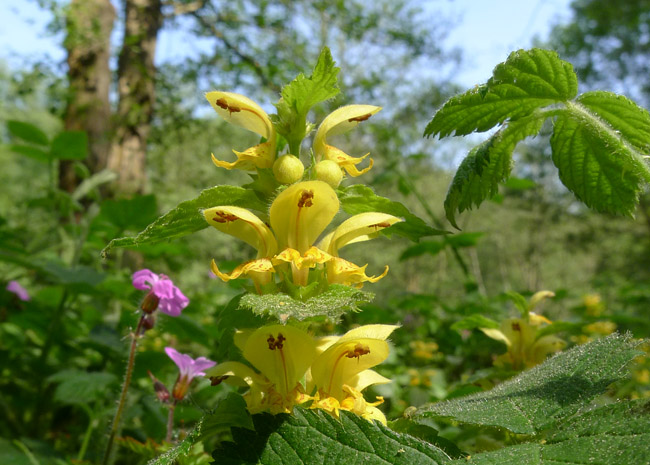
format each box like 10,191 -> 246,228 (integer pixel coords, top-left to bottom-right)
1,0 -> 650,463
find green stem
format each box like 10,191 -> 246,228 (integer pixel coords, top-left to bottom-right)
166,400 -> 178,443
77,405 -> 97,462
102,314 -> 146,465
12,440 -> 40,465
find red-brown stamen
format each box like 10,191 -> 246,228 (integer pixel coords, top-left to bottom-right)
348,113 -> 372,123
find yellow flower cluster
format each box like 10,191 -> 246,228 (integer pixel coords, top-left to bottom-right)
206,324 -> 398,424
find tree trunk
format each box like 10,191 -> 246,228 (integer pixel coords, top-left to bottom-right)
107,0 -> 163,197
60,0 -> 115,193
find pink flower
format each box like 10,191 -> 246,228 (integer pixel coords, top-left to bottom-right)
165,347 -> 216,400
6,281 -> 30,301
132,269 -> 189,316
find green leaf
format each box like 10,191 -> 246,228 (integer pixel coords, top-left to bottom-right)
198,393 -> 255,439
450,314 -> 499,331
7,120 -> 49,145
444,113 -> 546,228
503,177 -> 537,190
452,399 -> 650,465
550,102 -> 650,216
102,186 -> 267,257
416,333 -> 641,434
273,47 -> 340,144
212,408 -> 451,465
339,184 -> 446,241
50,130 -> 88,160
48,370 -> 117,405
9,144 -> 51,162
445,232 -> 483,247
503,291 -> 530,316
99,195 -> 159,231
425,48 -> 577,138
239,285 -> 374,322
400,240 -> 445,261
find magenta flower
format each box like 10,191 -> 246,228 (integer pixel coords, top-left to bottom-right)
6,281 -> 30,301
165,347 -> 216,400
132,269 -> 189,316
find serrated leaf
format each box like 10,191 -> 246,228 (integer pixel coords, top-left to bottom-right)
48,370 -> 117,405
339,184 -> 446,241
273,47 -> 340,142
425,48 -> 576,138
550,109 -> 648,216
577,90 -> 650,153
102,186 -> 267,257
239,285 -> 374,322
50,130 -> 88,160
444,113 -> 546,228
212,408 -> 451,465
416,333 -> 641,434
7,120 -> 49,145
453,399 -> 650,465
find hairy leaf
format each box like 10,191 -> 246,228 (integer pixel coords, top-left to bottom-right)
212,408 -> 451,465
452,399 -> 650,465
550,106 -> 650,216
239,285 -> 373,323
339,184 -> 446,241
416,334 -> 641,434
425,49 -> 576,138
444,113 -> 546,228
101,186 -> 267,257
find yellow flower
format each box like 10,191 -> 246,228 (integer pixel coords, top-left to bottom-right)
481,312 -> 565,370
206,324 -> 316,414
205,91 -> 276,170
313,105 -> 381,177
584,321 -> 617,335
205,181 -> 400,289
308,324 -> 398,424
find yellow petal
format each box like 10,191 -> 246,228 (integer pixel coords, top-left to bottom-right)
242,324 -> 317,398
321,146 -> 375,177
205,91 -> 274,140
204,206 -> 277,257
211,140 -> 276,171
270,181 -> 339,253
529,290 -> 555,311
480,327 -> 511,347
339,324 -> 399,342
323,212 -> 402,255
211,258 -> 274,282
273,247 -> 333,269
327,258 -> 389,287
234,329 -> 254,353
311,337 -> 390,400
348,369 -> 392,392
528,312 -> 552,326
205,361 -> 265,388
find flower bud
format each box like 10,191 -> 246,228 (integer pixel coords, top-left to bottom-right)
148,371 -> 170,403
273,155 -> 304,184
314,160 -> 343,188
140,291 -> 160,314
142,313 -> 156,331
171,376 -> 190,401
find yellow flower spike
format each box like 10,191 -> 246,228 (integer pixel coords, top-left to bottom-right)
205,361 -> 270,413
310,324 -> 397,400
327,258 -> 389,287
270,181 -> 339,253
242,325 -> 317,400
340,385 -> 387,425
314,104 -> 382,177
203,206 -> 277,258
318,212 -> 402,256
205,91 -> 277,170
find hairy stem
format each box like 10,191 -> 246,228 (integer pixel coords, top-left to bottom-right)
102,314 -> 145,465
166,400 -> 178,443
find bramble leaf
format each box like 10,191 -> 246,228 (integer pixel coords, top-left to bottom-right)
425,49 -> 576,138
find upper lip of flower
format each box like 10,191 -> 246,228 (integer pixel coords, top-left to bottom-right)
165,347 -> 216,380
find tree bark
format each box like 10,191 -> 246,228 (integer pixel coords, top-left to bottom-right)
107,0 -> 163,197
60,0 -> 115,193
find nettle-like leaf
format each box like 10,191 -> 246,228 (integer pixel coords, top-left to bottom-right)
273,47 -> 340,144
451,399 -> 650,465
339,184 -> 447,241
427,48 -> 650,225
101,186 -> 267,257
425,48 -> 577,138
238,285 -> 374,323
416,334 -> 641,435
212,408 -> 451,465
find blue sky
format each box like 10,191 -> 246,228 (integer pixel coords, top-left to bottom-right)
0,0 -> 573,87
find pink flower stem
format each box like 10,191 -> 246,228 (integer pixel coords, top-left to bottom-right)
166,399 -> 178,443
102,314 -> 146,465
